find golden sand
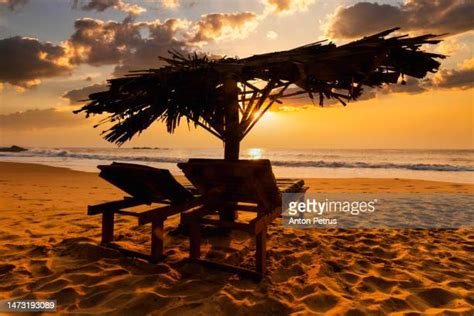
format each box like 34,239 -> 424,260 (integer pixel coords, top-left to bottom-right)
0,162 -> 473,314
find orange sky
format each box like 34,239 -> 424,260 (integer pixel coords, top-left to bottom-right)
0,0 -> 472,149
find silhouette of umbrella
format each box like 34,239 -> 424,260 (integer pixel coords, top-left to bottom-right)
74,28 -> 444,160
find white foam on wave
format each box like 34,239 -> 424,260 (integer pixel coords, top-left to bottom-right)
1,149 -> 473,172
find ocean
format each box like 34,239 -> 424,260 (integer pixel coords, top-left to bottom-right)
0,147 -> 473,184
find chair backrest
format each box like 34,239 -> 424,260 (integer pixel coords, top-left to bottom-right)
178,159 -> 281,211
98,162 -> 194,203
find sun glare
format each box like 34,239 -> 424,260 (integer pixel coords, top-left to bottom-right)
260,111 -> 276,123
248,148 -> 264,159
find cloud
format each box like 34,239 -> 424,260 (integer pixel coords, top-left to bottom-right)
63,83 -> 108,104
162,0 -> 179,9
66,17 -> 146,66
0,36 -> 72,88
326,0 -> 474,39
266,30 -> 278,39
0,108 -> 86,130
64,17 -> 191,76
187,12 -> 258,44
279,59 -> 473,111
0,0 -> 29,11
436,37 -> 466,56
429,58 -> 474,90
1,10 -> 261,90
262,0 -> 314,16
73,0 -> 146,15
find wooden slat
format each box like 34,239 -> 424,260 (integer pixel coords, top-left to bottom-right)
225,203 -> 259,212
251,207 -> 282,234
114,209 -> 140,217
255,230 -> 267,274
181,206 -> 214,223
198,218 -> 255,233
88,197 -> 145,215
138,199 -> 203,225
101,211 -> 114,243
189,222 -> 201,259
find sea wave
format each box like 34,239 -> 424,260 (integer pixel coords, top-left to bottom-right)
1,148 -> 473,172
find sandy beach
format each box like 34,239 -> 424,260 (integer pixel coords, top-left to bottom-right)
0,161 -> 473,315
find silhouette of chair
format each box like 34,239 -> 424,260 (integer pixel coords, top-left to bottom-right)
87,162 -> 201,262
178,159 -> 307,279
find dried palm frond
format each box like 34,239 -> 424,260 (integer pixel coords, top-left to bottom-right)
74,28 -> 444,145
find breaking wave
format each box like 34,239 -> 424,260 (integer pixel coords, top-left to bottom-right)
1,148 -> 473,172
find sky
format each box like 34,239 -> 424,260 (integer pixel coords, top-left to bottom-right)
0,0 -> 472,149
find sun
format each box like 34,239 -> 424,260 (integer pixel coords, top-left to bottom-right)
260,111 -> 276,123
248,148 -> 264,159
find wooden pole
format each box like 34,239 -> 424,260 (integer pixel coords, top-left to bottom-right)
223,76 -> 240,161
101,211 -> 114,244
222,76 -> 239,222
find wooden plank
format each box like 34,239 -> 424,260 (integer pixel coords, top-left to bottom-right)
101,210 -> 114,243
255,229 -> 267,274
226,203 -> 259,212
251,207 -> 282,234
151,220 -> 164,260
88,197 -> 144,215
199,218 -> 255,233
138,199 -> 203,225
115,209 -> 140,217
189,222 -> 201,259
181,206 -> 213,224
179,159 -> 281,212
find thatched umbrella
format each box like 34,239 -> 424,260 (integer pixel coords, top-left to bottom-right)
74,28 -> 444,160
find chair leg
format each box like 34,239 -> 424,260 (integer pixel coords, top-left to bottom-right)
151,219 -> 164,261
101,211 -> 114,244
220,203 -> 237,222
255,228 -> 267,274
189,222 -> 201,259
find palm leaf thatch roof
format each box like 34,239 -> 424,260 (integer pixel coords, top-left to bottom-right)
74,27 -> 445,145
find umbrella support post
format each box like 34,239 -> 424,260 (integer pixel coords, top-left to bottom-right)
222,77 -> 240,222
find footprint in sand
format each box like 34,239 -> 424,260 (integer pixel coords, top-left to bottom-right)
417,287 -> 459,308
301,292 -> 340,313
29,259 -> 53,276
52,287 -> 79,305
0,263 -> 15,275
36,278 -> 69,292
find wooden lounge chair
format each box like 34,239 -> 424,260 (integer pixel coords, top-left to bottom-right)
87,162 -> 201,262
178,159 -> 308,279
